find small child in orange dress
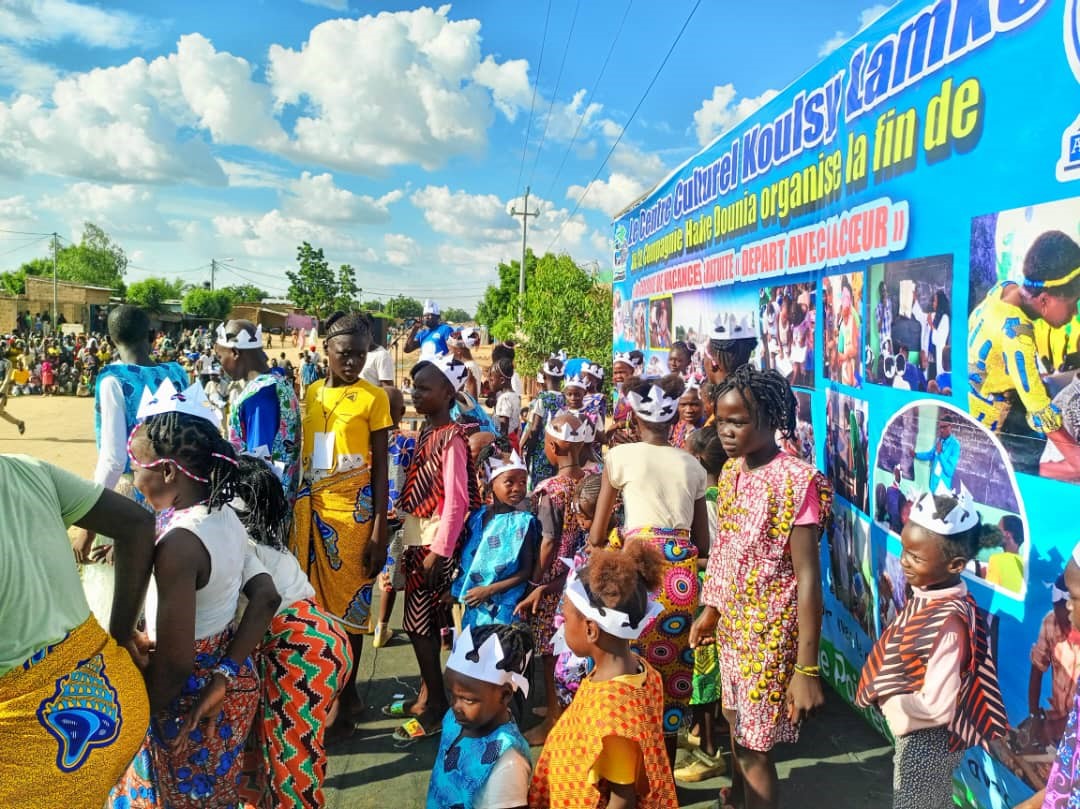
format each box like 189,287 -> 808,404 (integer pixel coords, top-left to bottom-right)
529,542 -> 678,809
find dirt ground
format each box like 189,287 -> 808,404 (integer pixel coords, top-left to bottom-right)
0,394 -> 99,475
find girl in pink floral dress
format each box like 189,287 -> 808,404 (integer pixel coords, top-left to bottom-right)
690,365 -> 832,809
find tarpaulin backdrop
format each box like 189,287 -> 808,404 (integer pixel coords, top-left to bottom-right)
611,1 -> 1080,805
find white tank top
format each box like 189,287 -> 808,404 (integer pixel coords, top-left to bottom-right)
145,505 -> 247,642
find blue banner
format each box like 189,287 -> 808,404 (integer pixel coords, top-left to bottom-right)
612,1 -> 1080,804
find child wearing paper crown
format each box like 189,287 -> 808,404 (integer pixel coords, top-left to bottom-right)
856,486 -> 1007,809
426,623 -> 534,809
514,410 -> 593,744
389,352 -> 482,743
529,543 -> 679,809
689,366 -> 830,809
590,374 -> 710,766
452,440 -> 539,629
109,380 -> 284,809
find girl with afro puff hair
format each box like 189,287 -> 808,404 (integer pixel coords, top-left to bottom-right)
529,542 -> 678,809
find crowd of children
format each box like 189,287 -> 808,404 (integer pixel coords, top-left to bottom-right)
9,296 -> 1080,809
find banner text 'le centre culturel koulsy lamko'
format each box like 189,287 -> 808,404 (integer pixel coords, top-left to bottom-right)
612,1 -> 1080,805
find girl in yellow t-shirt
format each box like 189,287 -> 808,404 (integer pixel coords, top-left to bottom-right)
290,312 -> 391,739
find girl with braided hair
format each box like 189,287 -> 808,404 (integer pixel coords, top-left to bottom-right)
689,365 -> 832,809
110,410 -> 283,809
228,454 -> 355,809
291,311 -> 391,739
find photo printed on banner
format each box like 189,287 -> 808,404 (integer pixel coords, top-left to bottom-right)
649,294 -> 673,351
969,197 -> 1080,481
826,388 -> 869,514
873,400 -> 1028,599
823,271 -> 865,389
826,499 -> 875,640
863,254 -> 954,394
779,390 -> 815,465
758,281 -> 816,389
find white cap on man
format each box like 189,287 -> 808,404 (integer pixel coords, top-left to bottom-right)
423,299 -> 441,316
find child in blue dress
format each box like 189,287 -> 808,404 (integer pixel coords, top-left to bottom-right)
427,623 -> 533,808
452,443 -> 539,628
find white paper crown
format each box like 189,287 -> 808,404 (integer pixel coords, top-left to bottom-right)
215,322 -> 263,350
485,449 -> 527,482
709,313 -> 755,343
564,562 -> 663,640
583,362 -> 604,380
546,412 -> 596,443
625,384 -> 679,422
136,378 -> 222,430
613,351 -> 638,369
563,374 -> 587,390
684,374 -> 704,392
446,625 -> 530,696
908,483 -> 979,536
423,299 -> 440,316
542,353 -> 566,377
429,352 -> 470,392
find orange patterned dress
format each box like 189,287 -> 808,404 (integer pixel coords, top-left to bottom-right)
529,658 -> 678,809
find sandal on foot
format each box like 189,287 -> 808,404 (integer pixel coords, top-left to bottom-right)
381,699 -> 415,718
392,715 -> 441,744
674,747 -> 727,783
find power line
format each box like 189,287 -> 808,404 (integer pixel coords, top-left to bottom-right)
527,0 -> 581,189
545,0 -> 703,253
513,0 -> 552,199
0,235 -> 50,258
543,0 -> 634,202
0,227 -> 55,237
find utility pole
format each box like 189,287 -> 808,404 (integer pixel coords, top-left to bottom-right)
210,258 -> 217,291
51,232 -> 59,335
509,186 -> 540,327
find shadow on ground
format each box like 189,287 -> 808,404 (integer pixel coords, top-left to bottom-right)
326,604 -> 893,809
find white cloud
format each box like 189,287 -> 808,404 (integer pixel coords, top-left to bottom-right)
383,233 -> 419,267
166,34 -> 286,150
693,83 -> 780,146
819,4 -> 891,57
0,195 -> 33,222
268,6 -> 527,174
301,0 -> 349,10
0,32 -> 287,186
473,55 -> 531,122
608,141 -> 667,187
217,159 -> 289,190
0,0 -> 143,48
42,182 -> 177,240
0,44 -> 60,94
283,171 -> 400,224
414,185 -> 607,280
566,172 -> 650,219
212,209 -> 358,259
411,185 -> 517,242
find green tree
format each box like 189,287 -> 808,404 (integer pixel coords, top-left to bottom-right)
442,307 -> 472,323
363,299 -> 385,313
286,243 -> 353,320
222,283 -> 268,303
334,263 -> 360,312
518,253 -> 612,380
126,277 -> 187,314
475,249 -> 537,340
182,288 -> 235,320
385,295 -> 423,320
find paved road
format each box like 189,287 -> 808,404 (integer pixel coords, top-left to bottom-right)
325,601 -> 894,808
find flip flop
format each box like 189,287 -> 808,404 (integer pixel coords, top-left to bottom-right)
392,716 -> 441,744
381,699 -> 414,718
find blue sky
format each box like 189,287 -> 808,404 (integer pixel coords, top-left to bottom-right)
0,0 -> 890,310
